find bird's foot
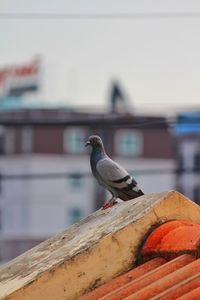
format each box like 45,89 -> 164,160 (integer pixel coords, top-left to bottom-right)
102,200 -> 118,210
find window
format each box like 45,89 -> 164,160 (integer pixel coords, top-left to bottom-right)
21,127 -> 33,153
63,128 -> 85,154
0,126 -> 5,155
115,130 -> 143,157
194,152 -> 200,172
68,173 -> 83,190
0,172 -> 2,195
4,128 -> 15,154
182,140 -> 199,169
177,154 -> 184,173
0,208 -> 2,231
68,207 -> 83,225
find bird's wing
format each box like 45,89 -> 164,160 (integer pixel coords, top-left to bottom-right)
96,157 -> 138,189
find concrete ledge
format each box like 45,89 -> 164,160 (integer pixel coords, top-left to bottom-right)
0,191 -> 200,300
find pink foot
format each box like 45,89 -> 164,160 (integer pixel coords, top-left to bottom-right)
102,200 -> 118,210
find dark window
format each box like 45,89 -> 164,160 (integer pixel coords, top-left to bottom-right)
0,172 -> 2,194
177,154 -> 184,173
4,128 -> 15,154
21,127 -> 33,153
194,153 -> 200,172
0,208 -> 2,231
0,132 -> 4,155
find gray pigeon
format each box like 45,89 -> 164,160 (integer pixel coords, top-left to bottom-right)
85,135 -> 144,209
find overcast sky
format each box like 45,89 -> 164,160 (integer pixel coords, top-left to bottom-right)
1,0 -> 200,114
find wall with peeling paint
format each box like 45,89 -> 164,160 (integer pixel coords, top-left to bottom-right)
0,191 -> 200,300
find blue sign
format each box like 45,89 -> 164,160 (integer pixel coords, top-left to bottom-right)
175,112 -> 200,134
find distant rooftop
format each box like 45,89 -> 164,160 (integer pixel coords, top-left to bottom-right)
0,96 -> 71,111
0,97 -> 168,129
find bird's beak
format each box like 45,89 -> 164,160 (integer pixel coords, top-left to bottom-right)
85,140 -> 91,147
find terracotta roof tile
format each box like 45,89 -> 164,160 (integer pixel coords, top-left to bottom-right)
79,220 -> 200,300
100,254 -> 195,300
123,257 -> 200,300
151,273 -> 200,300
176,286 -> 200,299
141,220 -> 200,261
78,257 -> 166,300
142,221 -> 195,251
80,254 -> 200,300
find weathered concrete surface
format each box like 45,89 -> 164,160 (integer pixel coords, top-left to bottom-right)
0,191 -> 200,300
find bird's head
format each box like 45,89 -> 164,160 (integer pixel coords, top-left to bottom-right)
85,135 -> 104,149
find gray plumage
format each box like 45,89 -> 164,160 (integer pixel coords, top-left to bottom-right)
85,135 -> 144,208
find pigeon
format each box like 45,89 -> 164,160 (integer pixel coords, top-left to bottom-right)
85,135 -> 144,209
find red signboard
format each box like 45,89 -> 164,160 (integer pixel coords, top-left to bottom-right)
0,57 -> 41,97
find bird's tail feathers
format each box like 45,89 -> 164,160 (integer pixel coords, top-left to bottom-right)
116,187 -> 144,201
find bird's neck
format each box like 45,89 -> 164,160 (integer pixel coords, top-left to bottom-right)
91,146 -> 106,167
93,145 -> 106,158
90,146 -> 106,176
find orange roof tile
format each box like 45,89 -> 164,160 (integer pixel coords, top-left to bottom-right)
176,286 -> 200,299
78,257 -> 166,300
141,220 -> 200,261
151,273 -> 200,299
141,220 -> 195,251
79,220 -> 200,300
100,255 -> 195,300
123,257 -> 200,300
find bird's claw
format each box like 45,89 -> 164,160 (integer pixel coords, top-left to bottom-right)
102,200 -> 118,210
102,202 -> 112,210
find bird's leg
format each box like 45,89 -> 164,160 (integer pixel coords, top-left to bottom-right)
102,196 -> 118,210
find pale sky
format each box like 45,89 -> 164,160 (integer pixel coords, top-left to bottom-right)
1,0 -> 200,114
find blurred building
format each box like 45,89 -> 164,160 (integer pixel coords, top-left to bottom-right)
0,107 -> 176,263
175,112 -> 200,203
